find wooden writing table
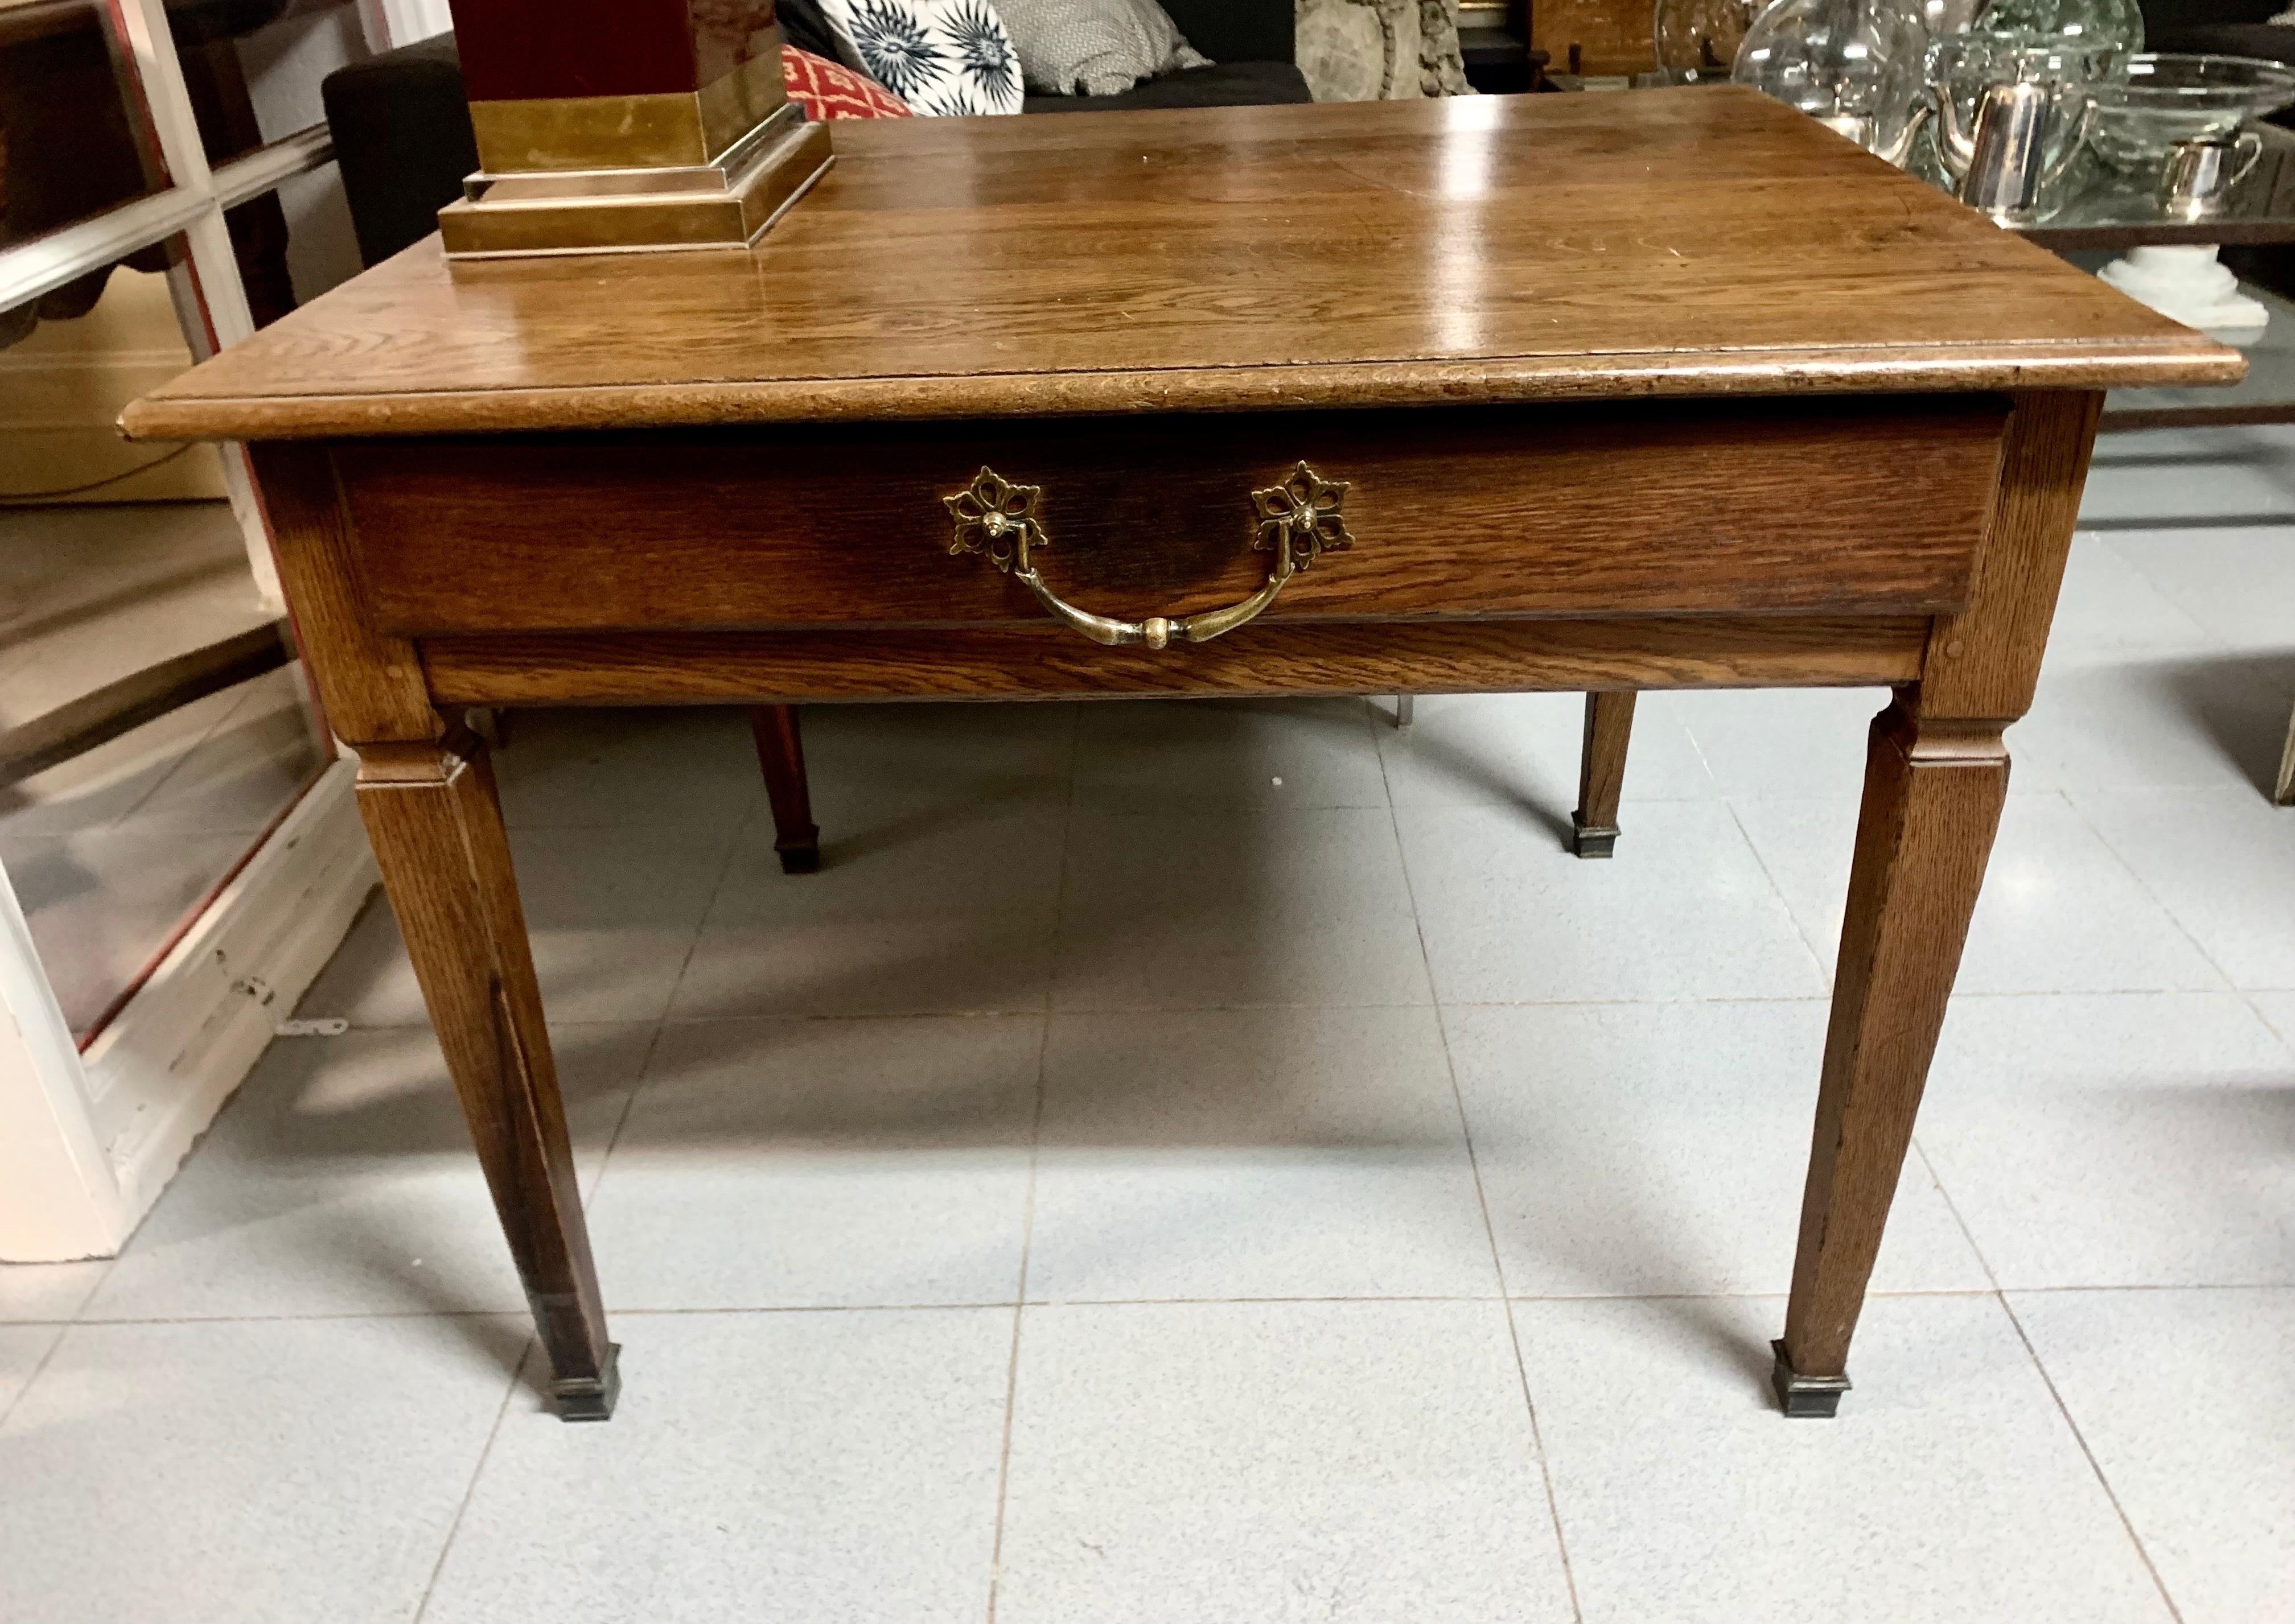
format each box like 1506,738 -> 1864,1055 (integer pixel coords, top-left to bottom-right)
126,90 -> 2238,1421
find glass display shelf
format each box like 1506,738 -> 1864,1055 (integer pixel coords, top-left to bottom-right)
2097,280 -> 2295,429
2024,122 -> 2295,250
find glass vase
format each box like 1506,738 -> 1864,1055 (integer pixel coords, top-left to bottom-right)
1731,0 -> 1931,156
1969,0 -> 2144,60
1654,0 -> 1764,84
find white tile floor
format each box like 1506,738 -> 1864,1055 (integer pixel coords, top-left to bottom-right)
2,436 -> 2293,1622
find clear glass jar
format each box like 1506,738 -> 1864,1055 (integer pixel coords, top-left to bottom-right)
1969,0 -> 2144,59
1654,0 -> 1763,84
1907,0 -> 1986,36
1731,0 -> 1931,155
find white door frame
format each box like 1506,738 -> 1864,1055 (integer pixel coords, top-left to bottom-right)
0,0 -> 404,1259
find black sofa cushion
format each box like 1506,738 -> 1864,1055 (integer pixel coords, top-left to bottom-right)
1023,59 -> 1309,110
1014,0 -> 1303,109
1155,0 -> 1292,66
318,34 -> 476,269
775,0 -> 848,61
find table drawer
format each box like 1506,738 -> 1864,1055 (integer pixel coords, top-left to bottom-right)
338,397 -> 2006,637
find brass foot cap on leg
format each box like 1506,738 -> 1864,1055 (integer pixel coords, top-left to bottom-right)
1570,814 -> 1619,859
553,1343 -> 622,1422
1770,1339 -> 1850,1418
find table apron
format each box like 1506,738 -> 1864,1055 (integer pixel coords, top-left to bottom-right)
417,616 -> 1932,706
334,395 -> 2009,638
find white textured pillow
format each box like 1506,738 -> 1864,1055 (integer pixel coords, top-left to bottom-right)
992,0 -> 1211,96
819,0 -> 1024,115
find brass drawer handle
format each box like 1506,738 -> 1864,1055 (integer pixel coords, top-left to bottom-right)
943,463 -> 1354,650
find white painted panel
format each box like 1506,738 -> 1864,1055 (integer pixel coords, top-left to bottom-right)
0,863 -> 128,1262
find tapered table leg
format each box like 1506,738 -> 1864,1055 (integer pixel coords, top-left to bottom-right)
750,704 -> 821,873
355,728 -> 618,1420
1572,690 -> 1636,858
1774,698 -> 2009,1416
1773,391 -> 2098,1415
2275,699 -> 2293,807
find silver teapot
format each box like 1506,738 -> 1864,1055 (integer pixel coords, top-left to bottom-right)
1869,39 -> 2111,224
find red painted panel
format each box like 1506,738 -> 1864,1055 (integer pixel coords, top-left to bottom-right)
450,0 -> 779,101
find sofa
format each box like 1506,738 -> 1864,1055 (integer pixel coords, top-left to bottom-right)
321,0 -> 1307,267
776,0 -> 1309,112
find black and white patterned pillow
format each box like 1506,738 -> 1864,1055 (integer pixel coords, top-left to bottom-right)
819,0 -> 1024,115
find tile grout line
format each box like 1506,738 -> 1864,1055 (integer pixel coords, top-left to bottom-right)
411,1334 -> 534,1624
1994,1288 -> 2187,1624
2072,529 -> 2226,658
1430,1000 -> 1585,1624
0,1321 -> 76,1433
2054,786 -> 2244,996
57,1304 -> 1025,1327
2088,528 -> 2253,661
1909,1137 -> 2005,1291
321,985 -> 2295,1032
61,1256 -> 114,1328
1965,1280 -> 2295,1295
982,703 -> 1075,1624
982,1049 -> 1044,1624
1669,695 -> 1724,793
39,1284 -> 2072,1332
1027,1292 -> 1505,1308
1913,1140 -> 2188,1624
1027,1287 -> 2006,1306
645,805 -> 764,1034
583,1016 -> 674,1207
1720,795 -> 1836,991
1375,725 -> 1584,1624
2241,990 -> 2295,1054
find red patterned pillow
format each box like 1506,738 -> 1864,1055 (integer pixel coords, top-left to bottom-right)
782,45 -> 914,118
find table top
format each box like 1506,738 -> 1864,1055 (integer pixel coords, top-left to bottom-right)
125,89 -> 2238,444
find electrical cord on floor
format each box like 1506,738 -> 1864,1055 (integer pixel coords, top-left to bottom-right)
0,444 -> 195,504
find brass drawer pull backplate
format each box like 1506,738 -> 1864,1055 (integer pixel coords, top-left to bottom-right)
943,462 -> 1354,649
